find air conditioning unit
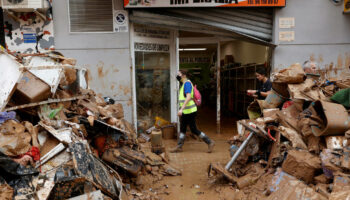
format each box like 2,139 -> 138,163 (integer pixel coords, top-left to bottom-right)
1,0 -> 48,10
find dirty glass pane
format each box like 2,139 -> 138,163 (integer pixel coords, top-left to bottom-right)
135,52 -> 170,127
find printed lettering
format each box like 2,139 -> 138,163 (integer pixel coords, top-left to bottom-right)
193,0 -> 211,3
170,0 -> 189,4
215,0 -> 236,3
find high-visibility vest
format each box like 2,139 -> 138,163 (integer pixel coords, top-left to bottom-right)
179,80 -> 197,114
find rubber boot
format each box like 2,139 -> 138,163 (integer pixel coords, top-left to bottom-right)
170,133 -> 185,153
199,132 -> 215,153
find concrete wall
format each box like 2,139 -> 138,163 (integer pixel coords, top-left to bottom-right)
220,41 -> 268,65
53,0 -> 133,123
273,0 -> 350,78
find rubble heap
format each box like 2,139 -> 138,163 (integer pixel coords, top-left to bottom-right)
210,63 -> 350,200
0,51 -> 180,200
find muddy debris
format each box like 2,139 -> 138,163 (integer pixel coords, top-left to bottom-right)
0,51 -> 181,200
209,63 -> 350,200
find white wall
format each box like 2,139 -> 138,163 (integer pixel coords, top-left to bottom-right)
220,40 -> 268,65
53,0 -> 133,123
273,0 -> 350,78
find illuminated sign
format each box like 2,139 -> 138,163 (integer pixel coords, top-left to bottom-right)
124,0 -> 286,8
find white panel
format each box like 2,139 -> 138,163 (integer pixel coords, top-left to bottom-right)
0,53 -> 23,111
27,56 -> 63,94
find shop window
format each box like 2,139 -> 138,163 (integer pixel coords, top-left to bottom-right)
68,0 -> 113,33
135,51 -> 171,123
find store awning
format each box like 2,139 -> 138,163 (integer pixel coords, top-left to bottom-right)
129,8 -> 275,46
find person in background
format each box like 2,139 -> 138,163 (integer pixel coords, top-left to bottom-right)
303,61 -> 318,74
247,67 -> 272,99
170,69 -> 215,153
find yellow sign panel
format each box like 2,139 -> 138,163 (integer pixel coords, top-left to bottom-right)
345,0 -> 350,13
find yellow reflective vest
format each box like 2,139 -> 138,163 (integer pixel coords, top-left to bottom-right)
179,80 -> 197,114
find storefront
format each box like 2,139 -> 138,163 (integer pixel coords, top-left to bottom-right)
125,0 -> 285,133
3,0 -> 349,132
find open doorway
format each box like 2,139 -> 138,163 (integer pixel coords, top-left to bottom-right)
179,43 -> 220,136
178,31 -> 272,137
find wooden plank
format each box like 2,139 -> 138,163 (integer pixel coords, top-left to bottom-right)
210,163 -> 238,183
267,131 -> 281,168
5,95 -> 88,111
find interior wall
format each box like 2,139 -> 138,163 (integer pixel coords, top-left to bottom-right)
273,0 -> 350,78
220,40 -> 268,65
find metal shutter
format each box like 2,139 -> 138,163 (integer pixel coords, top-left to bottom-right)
130,8 -> 273,43
69,0 -> 113,32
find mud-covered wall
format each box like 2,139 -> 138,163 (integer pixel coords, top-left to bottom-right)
273,0 -> 350,79
3,6 -> 54,53
53,0 -> 133,123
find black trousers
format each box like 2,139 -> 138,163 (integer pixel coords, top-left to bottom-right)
180,112 -> 201,135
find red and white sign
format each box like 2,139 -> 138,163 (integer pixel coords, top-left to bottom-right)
124,0 -> 286,8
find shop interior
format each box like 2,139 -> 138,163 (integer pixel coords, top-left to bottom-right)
179,31 -> 271,134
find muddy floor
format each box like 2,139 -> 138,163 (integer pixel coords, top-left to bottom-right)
138,107 -> 238,200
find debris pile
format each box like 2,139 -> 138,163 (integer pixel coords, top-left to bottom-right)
0,51 -> 181,200
209,63 -> 350,200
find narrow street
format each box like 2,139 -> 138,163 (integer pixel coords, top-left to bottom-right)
138,108 -> 237,200
1,0 -> 350,199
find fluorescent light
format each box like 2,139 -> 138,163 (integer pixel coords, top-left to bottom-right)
179,48 -> 207,51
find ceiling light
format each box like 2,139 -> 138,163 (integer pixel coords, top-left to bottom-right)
179,48 -> 207,51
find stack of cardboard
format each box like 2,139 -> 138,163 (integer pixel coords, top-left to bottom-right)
214,63 -> 350,200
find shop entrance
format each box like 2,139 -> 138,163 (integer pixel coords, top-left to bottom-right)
178,41 -> 220,135
178,31 -> 271,136
132,25 -> 272,135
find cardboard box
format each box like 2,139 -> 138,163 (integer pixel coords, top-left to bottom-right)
281,150 -> 321,183
13,71 -> 51,104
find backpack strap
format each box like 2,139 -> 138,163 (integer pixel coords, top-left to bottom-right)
183,80 -> 193,98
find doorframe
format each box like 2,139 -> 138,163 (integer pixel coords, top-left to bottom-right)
130,23 -> 177,131
178,36 -> 225,134
130,23 -> 137,130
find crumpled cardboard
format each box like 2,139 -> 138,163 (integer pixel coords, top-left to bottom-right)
268,169 -> 327,200
0,120 -> 31,157
273,63 -> 306,84
288,78 -> 327,101
278,126 -> 307,149
329,176 -> 350,200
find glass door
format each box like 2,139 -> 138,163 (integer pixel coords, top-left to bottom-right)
132,24 -> 173,131
135,51 -> 171,121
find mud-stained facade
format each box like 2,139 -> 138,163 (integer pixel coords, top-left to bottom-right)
3,8 -> 54,53
273,0 -> 350,80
